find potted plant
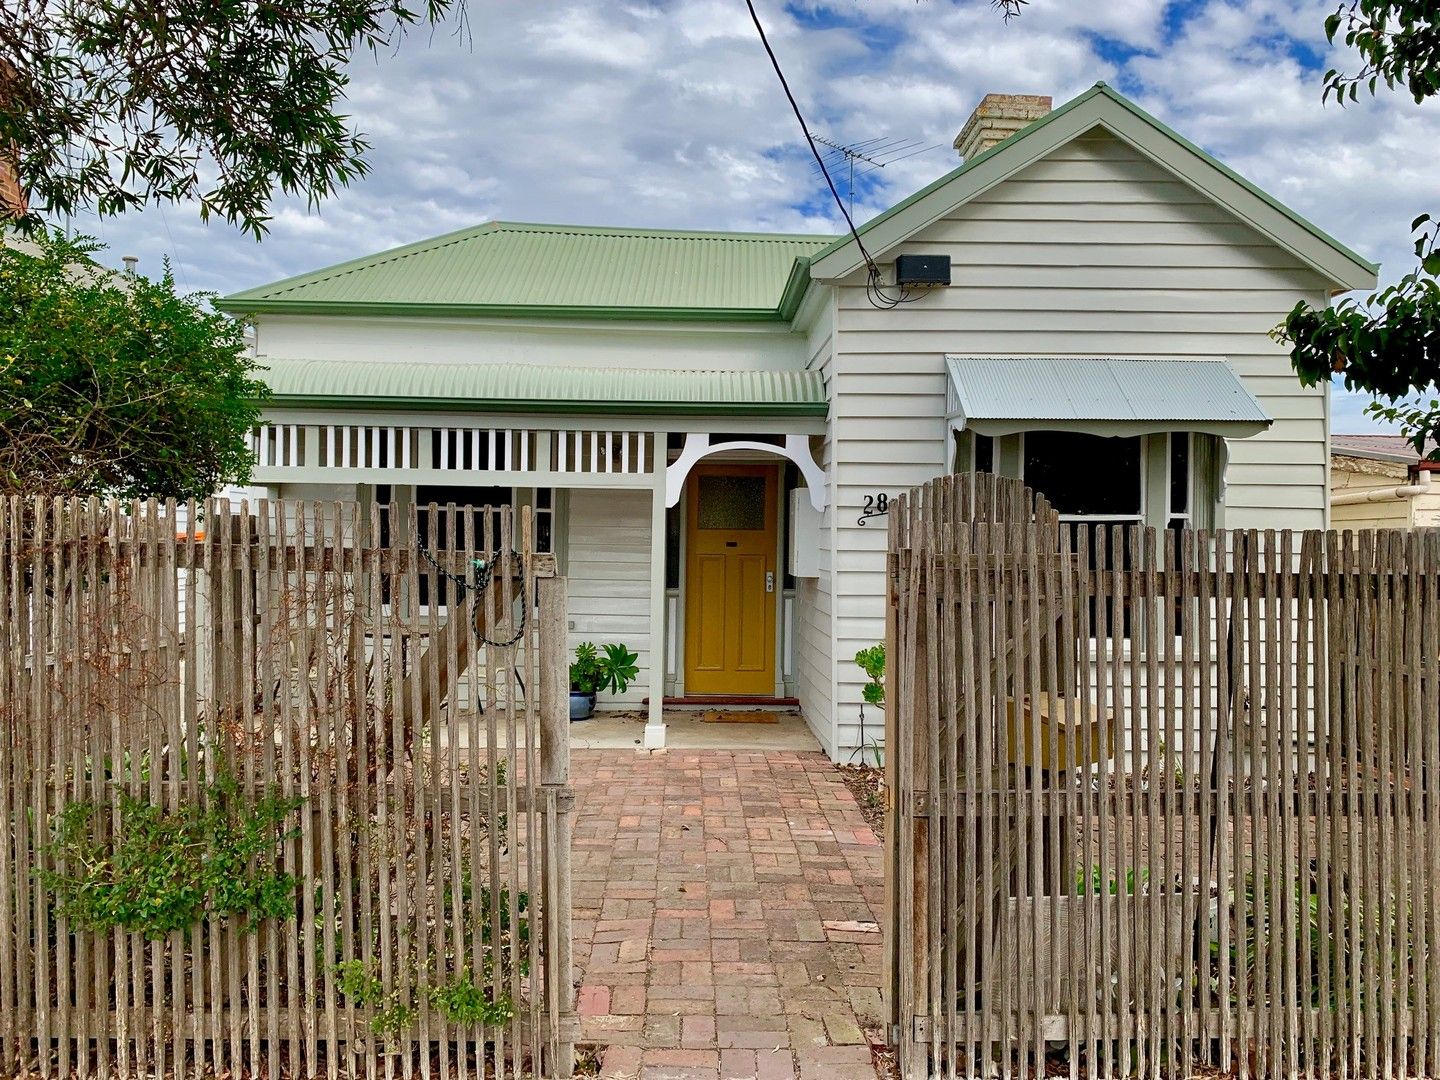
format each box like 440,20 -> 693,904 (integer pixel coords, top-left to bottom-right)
569,643 -> 602,720
569,642 -> 640,721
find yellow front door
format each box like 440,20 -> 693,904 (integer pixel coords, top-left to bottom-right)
684,463 -> 778,696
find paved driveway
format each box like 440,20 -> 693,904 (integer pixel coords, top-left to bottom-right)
571,749 -> 886,1080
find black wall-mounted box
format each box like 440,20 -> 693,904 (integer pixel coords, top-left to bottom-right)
893,253 -> 951,287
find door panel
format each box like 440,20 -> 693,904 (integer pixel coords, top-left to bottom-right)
684,463 -> 778,696
735,555 -> 768,671
691,554 -> 727,673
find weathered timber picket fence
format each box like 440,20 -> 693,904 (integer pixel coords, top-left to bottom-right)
885,472 -> 1440,1079
0,497 -> 575,1079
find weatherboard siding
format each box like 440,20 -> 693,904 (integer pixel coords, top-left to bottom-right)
825,130 -> 1331,758
254,314 -> 808,373
793,294 -> 837,756
564,489 -> 653,706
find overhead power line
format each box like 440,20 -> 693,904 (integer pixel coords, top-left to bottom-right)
742,0 -> 922,309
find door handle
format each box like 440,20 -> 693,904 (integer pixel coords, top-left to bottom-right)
765,571 -> 775,593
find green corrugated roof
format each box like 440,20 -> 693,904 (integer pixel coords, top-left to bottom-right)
258,358 -> 828,416
217,222 -> 835,321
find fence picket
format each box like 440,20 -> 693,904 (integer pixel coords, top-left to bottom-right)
0,497 -> 573,1079
885,476 -> 1440,1080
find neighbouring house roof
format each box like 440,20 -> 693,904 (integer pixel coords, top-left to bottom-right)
257,357 -> 829,416
1332,434 -> 1440,469
946,357 -> 1271,438
216,222 -> 835,322
807,83 -> 1379,292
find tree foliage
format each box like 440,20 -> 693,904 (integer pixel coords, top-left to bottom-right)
0,230 -> 268,500
1279,0 -> 1440,454
40,774 -> 303,941
0,0 -> 461,237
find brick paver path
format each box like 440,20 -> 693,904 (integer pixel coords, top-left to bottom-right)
571,749 -> 886,1080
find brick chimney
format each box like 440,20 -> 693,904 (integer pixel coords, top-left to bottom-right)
954,93 -> 1052,161
0,62 -> 24,218
0,156 -> 24,219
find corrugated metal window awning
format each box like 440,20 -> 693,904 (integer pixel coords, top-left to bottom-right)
945,356 -> 1272,438
257,358 -> 828,417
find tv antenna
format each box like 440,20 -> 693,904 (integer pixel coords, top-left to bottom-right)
811,134 -> 945,215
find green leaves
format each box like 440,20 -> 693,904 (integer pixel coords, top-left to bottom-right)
854,644 -> 885,707
569,641 -> 601,694
336,959 -> 515,1037
1321,0 -> 1440,105
39,774 -> 304,940
598,642 -> 640,695
570,640 -> 639,695
0,228 -> 268,500
1279,207 -> 1440,456
1281,18 -> 1440,453
1,0 -> 462,236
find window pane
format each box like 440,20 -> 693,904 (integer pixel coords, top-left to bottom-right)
697,475 -> 766,530
1023,432 -> 1141,516
1170,432 -> 1190,516
414,484 -> 512,606
952,430 -> 970,473
975,435 -> 995,474
666,504 -> 682,589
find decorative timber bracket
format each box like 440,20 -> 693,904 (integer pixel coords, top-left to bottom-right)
664,432 -> 827,512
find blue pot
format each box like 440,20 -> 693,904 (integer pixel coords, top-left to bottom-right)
570,691 -> 596,721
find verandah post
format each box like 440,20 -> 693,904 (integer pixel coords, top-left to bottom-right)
645,434 -> 668,749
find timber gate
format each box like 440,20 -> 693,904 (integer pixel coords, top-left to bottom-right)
886,471 -> 1440,1079
0,497 -> 575,1079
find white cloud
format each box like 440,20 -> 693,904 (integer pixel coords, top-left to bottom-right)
68,0 -> 1437,434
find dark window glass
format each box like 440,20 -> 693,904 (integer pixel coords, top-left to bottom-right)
783,462 -> 799,591
413,485 -> 511,605
1170,432 -> 1190,516
1023,432 -> 1141,517
1064,521 -> 1138,639
975,435 -> 995,474
665,504 -> 682,590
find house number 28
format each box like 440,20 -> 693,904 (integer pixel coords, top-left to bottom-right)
857,493 -> 890,527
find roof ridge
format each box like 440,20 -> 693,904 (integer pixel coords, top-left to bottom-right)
491,220 -> 836,242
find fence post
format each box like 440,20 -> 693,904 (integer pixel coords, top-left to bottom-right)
883,506 -> 902,1043
538,572 -> 574,1078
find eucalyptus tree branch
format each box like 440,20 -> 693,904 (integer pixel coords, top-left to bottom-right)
0,0 -> 466,236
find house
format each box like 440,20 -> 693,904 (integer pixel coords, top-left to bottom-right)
215,83 -> 1378,761
1330,434 -> 1440,529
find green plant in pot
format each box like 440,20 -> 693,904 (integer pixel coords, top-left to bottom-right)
569,642 -> 639,720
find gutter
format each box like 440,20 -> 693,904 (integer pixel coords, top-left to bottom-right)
1332,469 -> 1433,506
263,393 -> 830,418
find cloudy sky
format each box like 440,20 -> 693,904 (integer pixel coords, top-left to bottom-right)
67,0 -> 1439,433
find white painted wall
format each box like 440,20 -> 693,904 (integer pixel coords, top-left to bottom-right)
792,292 -> 838,756
821,129 -> 1334,757
254,314 -> 807,372
564,488 -> 653,707
1329,457 -> 1435,531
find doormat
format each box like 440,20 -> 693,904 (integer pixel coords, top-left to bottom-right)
700,710 -> 781,725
